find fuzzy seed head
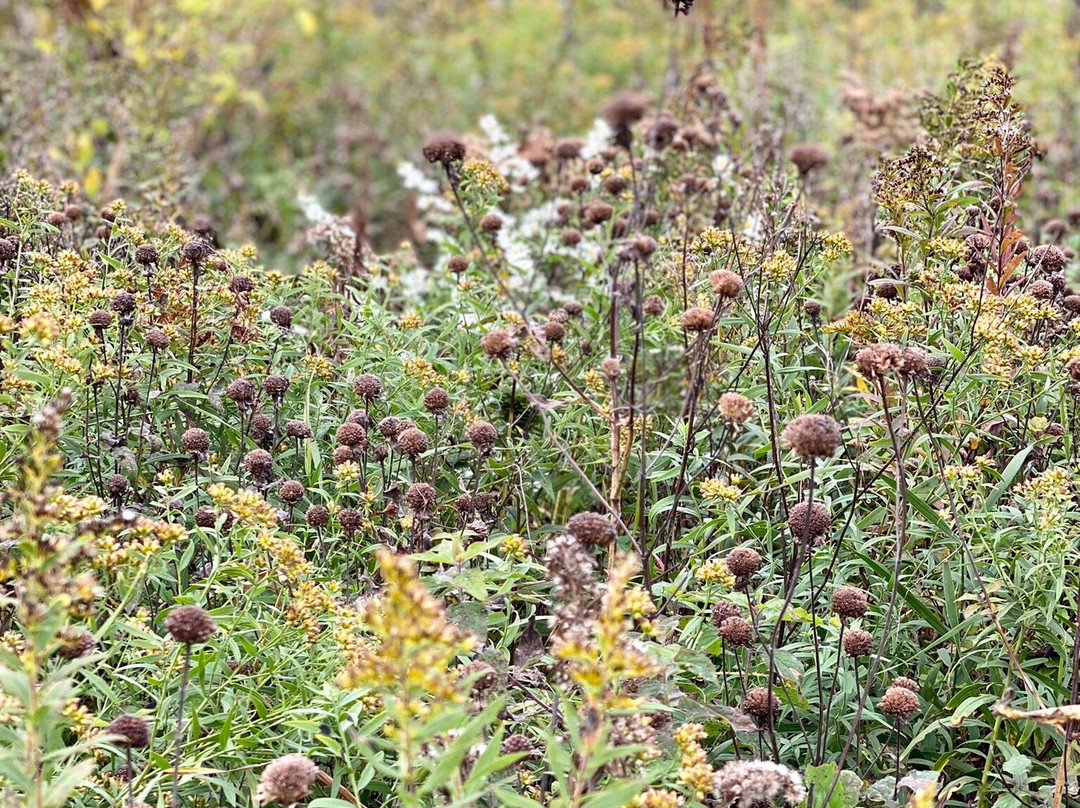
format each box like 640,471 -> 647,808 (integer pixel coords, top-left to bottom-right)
725,546 -> 762,577
830,586 -> 868,619
105,714 -> 150,750
781,414 -> 842,460
566,512 -> 616,547
787,501 -> 831,538
257,754 -> 319,806
879,686 -> 919,721
164,605 -> 217,645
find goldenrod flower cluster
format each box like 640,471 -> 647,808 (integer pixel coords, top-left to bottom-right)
674,723 -> 715,799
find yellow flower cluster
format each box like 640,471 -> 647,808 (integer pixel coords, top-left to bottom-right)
303,355 -> 336,379
1017,467 -> 1076,531
256,530 -> 313,584
820,232 -> 852,261
761,251 -> 796,282
700,477 -> 742,503
460,159 -> 509,195
691,227 -> 733,256
207,484 -> 279,529
674,723 -> 715,798
631,789 -> 682,808
402,356 -> 443,387
93,518 -> 187,569
286,579 -> 340,642
62,698 -> 96,741
398,312 -> 424,329
553,554 -> 660,711
338,548 -> 476,714
500,533 -> 528,559
696,558 -> 734,588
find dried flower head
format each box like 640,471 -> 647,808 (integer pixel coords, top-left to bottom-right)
335,422 -> 366,447
844,628 -> 873,657
56,626 -> 97,660
423,132 -> 466,164
718,616 -> 753,647
306,505 -> 329,528
397,427 -> 429,458
225,379 -> 256,405
182,427 -> 211,455
879,686 -> 919,721
263,375 -> 290,399
146,328 -> 170,350
787,501 -> 831,538
713,760 -> 806,808
718,392 -> 755,425
243,449 -> 274,479
164,605 -> 217,645
280,480 -> 305,503
644,295 -> 665,316
105,714 -> 151,750
406,482 -> 437,514
742,687 -> 780,720
781,414 -> 842,460
423,387 -> 451,413
135,243 -> 159,265
710,270 -> 744,299
566,512 -> 616,547
257,753 -> 319,806
285,420 -> 313,440
481,328 -> 517,359
831,586 -> 869,619
710,601 -> 743,628
467,420 -> 498,452
789,143 -> 829,175
269,305 -> 293,328
683,306 -> 715,332
725,546 -> 762,577
891,676 -> 920,693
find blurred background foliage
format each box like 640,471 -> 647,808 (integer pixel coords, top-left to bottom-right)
2,0 -> 1080,258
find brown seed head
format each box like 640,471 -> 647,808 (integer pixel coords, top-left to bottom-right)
467,420 -> 498,451
781,414 -> 842,460
726,546 -> 762,577
257,754 -> 319,807
397,427 -> 429,458
566,512 -> 616,547
643,295 -> 665,316
406,482 -> 437,513
305,505 -> 329,528
280,480 -> 305,503
335,422 -> 367,447
105,714 -> 150,750
879,686 -> 919,721
269,305 -> 292,328
481,328 -> 517,359
164,605 -> 217,645
225,379 -> 256,404
422,132 -> 466,164
719,616 -> 753,647
146,328 -> 170,350
891,676 -> 919,693
718,392 -> 755,425
710,601 -> 743,628
742,686 -> 781,719
683,306 -> 714,332
843,628 -> 873,657
353,373 -> 383,401
135,243 -> 159,265
789,143 -> 829,174
787,501 -> 831,538
831,586 -> 869,619
710,270 -> 744,299
285,420 -> 312,439
182,427 -> 210,455
263,375 -> 290,398
88,309 -> 113,329
423,387 -> 451,412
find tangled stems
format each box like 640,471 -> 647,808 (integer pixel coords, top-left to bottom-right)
171,645 -> 192,808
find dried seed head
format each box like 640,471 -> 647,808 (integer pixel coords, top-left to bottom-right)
195,505 -> 218,528
718,392 -> 755,425
406,482 -> 437,513
105,474 -> 128,498
541,320 -> 566,343
803,300 -> 822,318
339,507 -> 362,533
719,616 -> 753,647
135,243 -> 159,265
603,174 -> 628,195
243,449 -> 273,478
830,586 -> 869,619
725,546 -> 762,577
710,269 -> 744,299
855,342 -> 903,378
643,295 -> 665,316
423,387 -> 451,412
306,505 -> 329,528
898,346 -> 929,376
683,306 -> 714,332
397,427 -> 429,457
269,305 -> 293,328
473,491 -> 495,512
229,275 -> 255,294
563,299 -> 583,317
561,228 -> 582,246
378,416 -> 401,440
481,329 -> 517,359
88,309 -> 113,329
787,501 -> 831,538
1029,279 -> 1054,300
460,659 -> 498,693
781,414 -> 842,460
352,373 -> 383,401
879,686 -> 919,721
257,754 -> 319,807
1029,244 -> 1066,272
789,143 -> 829,174
422,132 -> 466,164
501,733 -> 536,755
843,628 -> 873,657
182,427 -> 210,455
332,446 -> 355,466
263,375 -> 290,398
284,420 -> 312,439
182,238 -> 212,264
280,480 -> 305,503
742,686 -> 781,720
111,292 -> 137,314
164,605 -> 217,645
891,676 -> 919,693
467,420 -> 498,451
479,213 -> 503,233
146,328 -> 170,350
601,91 -> 650,129
225,379 -> 256,404
0,238 -> 16,262
105,714 -> 150,750
56,626 -> 97,660
335,422 -> 367,447
710,600 -> 743,628
566,512 -> 616,547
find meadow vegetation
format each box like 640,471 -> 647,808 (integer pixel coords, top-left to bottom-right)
2,3 -> 1080,808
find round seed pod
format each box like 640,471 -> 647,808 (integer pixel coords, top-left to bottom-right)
742,687 -> 781,721
643,295 -> 665,316
405,482 -> 437,513
181,427 -> 210,455
397,427 -> 429,458
879,686 -> 919,721
106,474 -> 129,497
718,616 -> 753,647
781,414 -> 842,460
710,601 -> 743,628
88,309 -> 113,329
467,421 -> 498,452
683,306 -> 714,332
146,329 -> 170,350
830,586 -> 869,619
257,754 -> 319,808
481,329 -> 516,359
135,244 -> 159,265
891,676 -> 919,693
339,508 -> 362,533
164,605 -> 217,645
423,387 -> 451,413
787,501 -> 831,538
843,628 -> 873,657
566,512 -> 616,547
280,480 -> 305,503
243,449 -> 273,478
224,379 -> 256,404
335,422 -> 367,447
105,715 -> 151,750
305,505 -> 329,528
284,420 -> 312,440
55,627 -> 97,660
263,375 -> 289,399
710,270 -> 744,299
269,305 -> 293,328
725,546 -> 762,577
